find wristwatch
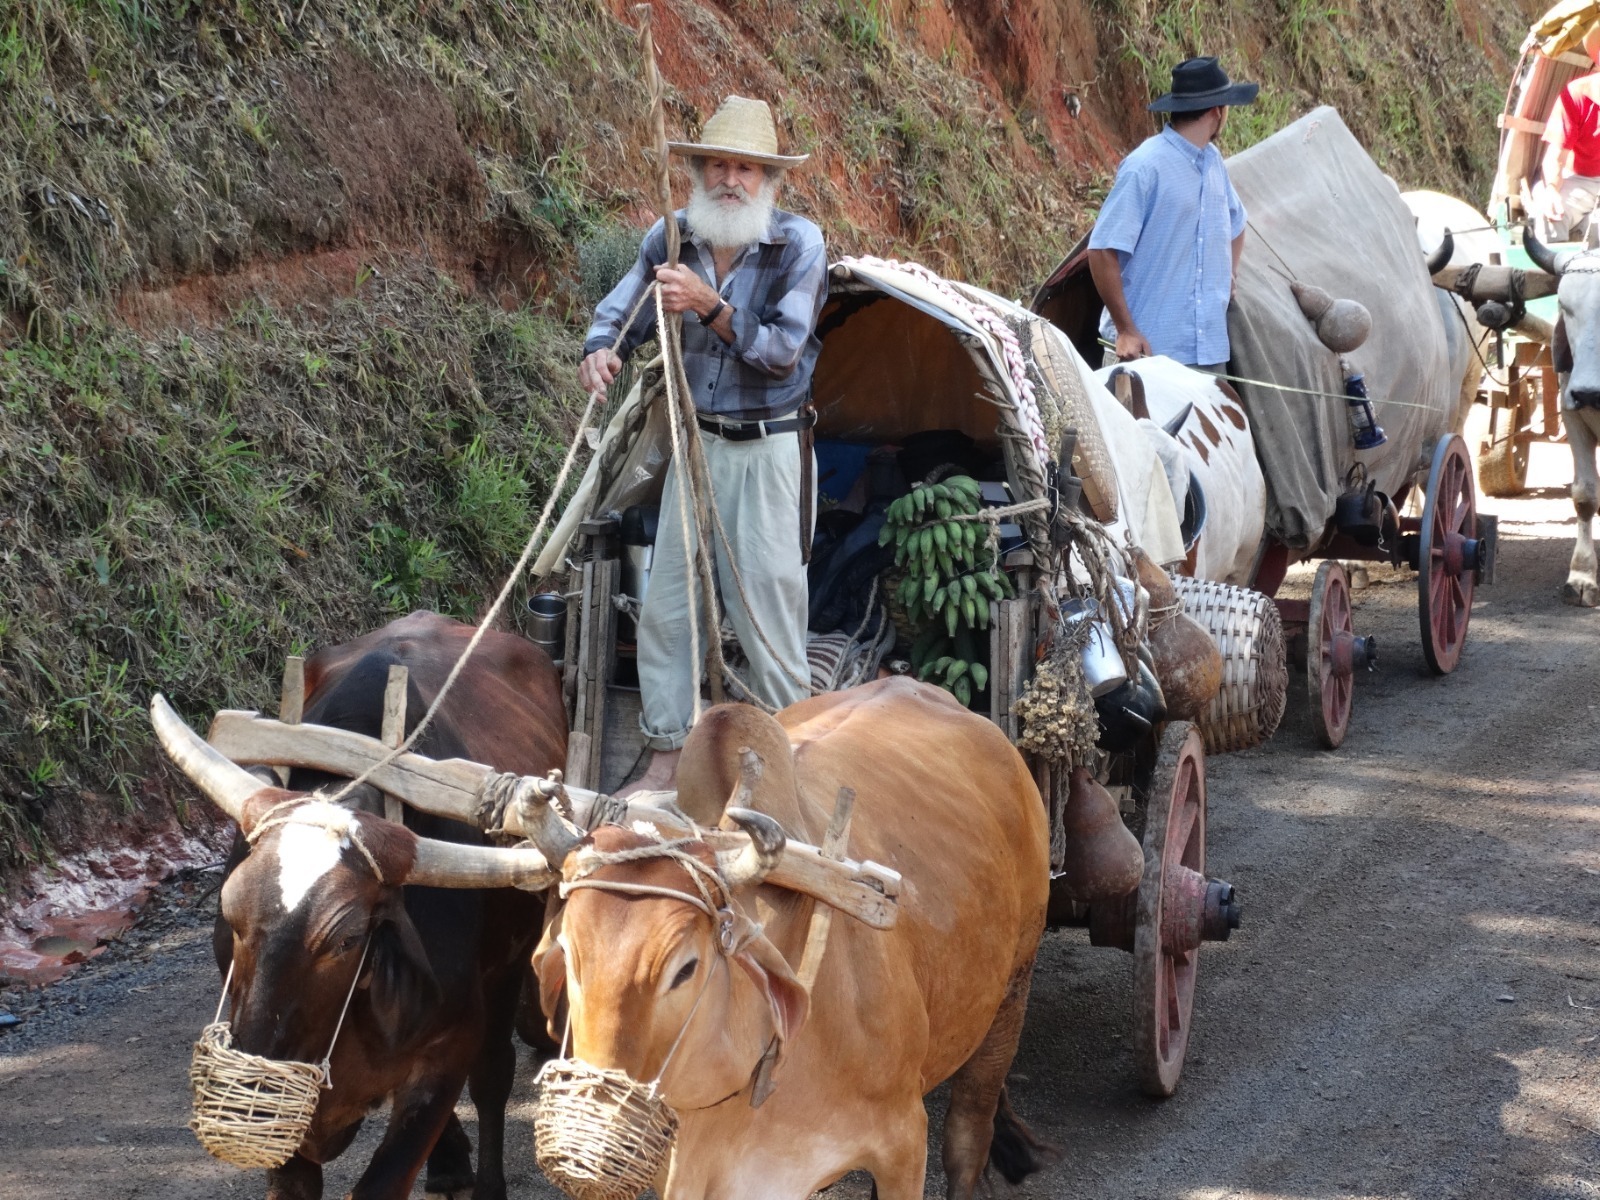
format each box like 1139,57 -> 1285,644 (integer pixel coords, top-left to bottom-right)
698,299 -> 727,326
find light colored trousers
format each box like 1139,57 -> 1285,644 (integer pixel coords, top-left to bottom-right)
637,428 -> 812,750
1549,174 -> 1600,242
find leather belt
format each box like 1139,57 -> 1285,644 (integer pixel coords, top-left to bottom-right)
696,409 -> 818,441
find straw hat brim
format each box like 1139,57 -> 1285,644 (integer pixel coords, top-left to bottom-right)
667,140 -> 809,169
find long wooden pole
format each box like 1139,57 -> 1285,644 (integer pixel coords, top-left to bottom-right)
633,3 -> 727,705
634,4 -> 680,269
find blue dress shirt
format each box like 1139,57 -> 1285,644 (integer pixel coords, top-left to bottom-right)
1089,126 -> 1248,367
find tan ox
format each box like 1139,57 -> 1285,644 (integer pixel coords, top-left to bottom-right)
532,677 -> 1054,1199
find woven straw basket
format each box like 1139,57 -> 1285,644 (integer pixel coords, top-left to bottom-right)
189,1022 -> 324,1169
534,1058 -> 679,1200
1167,577 -> 1287,754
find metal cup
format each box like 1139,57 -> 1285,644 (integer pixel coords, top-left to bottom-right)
526,593 -> 567,663
1060,599 -> 1128,698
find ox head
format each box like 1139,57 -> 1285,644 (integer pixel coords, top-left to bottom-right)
151,695 -> 555,1064
1524,230 -> 1600,408
532,707 -> 809,1110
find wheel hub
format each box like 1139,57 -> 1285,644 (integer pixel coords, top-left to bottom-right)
1161,865 -> 1243,955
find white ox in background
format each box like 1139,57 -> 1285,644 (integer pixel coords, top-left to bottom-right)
1092,356 -> 1266,585
1402,190 -> 1503,429
1512,232 -> 1600,606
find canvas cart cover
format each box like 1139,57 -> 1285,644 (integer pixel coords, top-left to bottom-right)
535,258 -> 1186,577
1226,107 -> 1456,550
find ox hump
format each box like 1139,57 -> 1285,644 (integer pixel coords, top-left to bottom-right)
274,800 -> 359,911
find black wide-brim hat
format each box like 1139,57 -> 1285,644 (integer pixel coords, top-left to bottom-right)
1149,56 -> 1259,113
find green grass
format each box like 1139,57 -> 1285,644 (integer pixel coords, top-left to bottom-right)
0,275 -> 587,875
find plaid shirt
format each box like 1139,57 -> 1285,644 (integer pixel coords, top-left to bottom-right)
1090,127 -> 1248,367
583,208 -> 828,422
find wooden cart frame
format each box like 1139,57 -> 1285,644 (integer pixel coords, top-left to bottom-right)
536,257 -> 1241,1096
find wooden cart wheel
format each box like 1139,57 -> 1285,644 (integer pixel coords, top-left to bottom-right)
1307,561 -> 1354,749
1133,720 -> 1206,1098
1418,434 -> 1477,675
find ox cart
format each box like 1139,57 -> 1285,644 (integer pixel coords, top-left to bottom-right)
1445,0 -> 1600,497
1032,108 -> 1499,750
521,255 -> 1250,1096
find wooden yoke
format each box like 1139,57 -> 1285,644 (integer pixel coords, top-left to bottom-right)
205,709 -> 900,929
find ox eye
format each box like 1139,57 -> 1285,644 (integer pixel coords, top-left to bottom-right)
669,958 -> 698,990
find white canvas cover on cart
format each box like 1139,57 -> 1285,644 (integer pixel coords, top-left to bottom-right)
1226,107 -> 1457,550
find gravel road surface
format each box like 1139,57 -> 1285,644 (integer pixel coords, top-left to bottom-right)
3,441 -> 1596,1199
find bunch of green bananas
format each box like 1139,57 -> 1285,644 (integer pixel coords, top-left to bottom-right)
877,475 -> 1013,708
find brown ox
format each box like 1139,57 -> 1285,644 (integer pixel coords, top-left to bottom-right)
171,612 -> 565,1200
532,677 -> 1054,1199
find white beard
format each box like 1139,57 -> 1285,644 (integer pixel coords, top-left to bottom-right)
685,179 -> 777,249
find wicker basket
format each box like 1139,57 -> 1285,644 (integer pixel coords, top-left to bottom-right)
534,1058 -> 679,1200
188,1022 -> 324,1169
1167,577 -> 1287,754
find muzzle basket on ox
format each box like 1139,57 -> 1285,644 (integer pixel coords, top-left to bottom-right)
534,1058 -> 679,1200
188,1021 -> 325,1169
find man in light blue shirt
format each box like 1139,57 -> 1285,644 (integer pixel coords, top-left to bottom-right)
1088,57 -> 1257,372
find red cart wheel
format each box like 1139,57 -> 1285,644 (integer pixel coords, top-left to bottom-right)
1133,721 -> 1206,1097
1307,561 -> 1355,749
1417,434 -> 1477,675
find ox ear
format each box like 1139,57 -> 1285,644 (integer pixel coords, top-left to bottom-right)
1555,315 -> 1574,375
733,932 -> 810,1053
531,906 -> 568,1036
365,898 -> 440,1050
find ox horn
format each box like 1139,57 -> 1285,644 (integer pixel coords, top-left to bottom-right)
149,693 -> 270,827
513,783 -> 585,866
1423,229 -> 1454,276
406,837 -> 558,891
1523,227 -> 1577,278
720,808 -> 787,888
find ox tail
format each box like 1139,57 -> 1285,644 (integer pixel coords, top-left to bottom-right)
988,1086 -> 1060,1185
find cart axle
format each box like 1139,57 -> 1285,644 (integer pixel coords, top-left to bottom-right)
1329,630 -> 1378,677
1164,865 -> 1242,954
1402,531 -> 1482,576
1085,871 -> 1241,952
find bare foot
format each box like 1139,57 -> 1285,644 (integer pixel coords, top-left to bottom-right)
614,749 -> 682,800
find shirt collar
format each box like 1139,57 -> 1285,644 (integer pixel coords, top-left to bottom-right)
1160,124 -> 1214,167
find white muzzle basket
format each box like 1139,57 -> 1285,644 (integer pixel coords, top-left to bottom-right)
188,1021 -> 325,1169
533,1057 -> 680,1200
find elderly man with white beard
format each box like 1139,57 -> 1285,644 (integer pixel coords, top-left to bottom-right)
579,95 -> 827,796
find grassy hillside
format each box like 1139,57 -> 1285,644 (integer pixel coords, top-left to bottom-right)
0,0 -> 1536,880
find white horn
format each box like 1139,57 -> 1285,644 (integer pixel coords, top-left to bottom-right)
150,693 -> 271,827
405,838 -> 558,891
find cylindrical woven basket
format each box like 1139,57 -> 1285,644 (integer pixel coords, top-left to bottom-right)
188,1022 -> 324,1169
1167,577 -> 1287,754
534,1058 -> 679,1200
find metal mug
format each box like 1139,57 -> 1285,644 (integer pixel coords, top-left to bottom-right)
526,593 -> 567,663
1060,599 -> 1128,698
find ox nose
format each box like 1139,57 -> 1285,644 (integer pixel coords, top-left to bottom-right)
1572,387 -> 1600,409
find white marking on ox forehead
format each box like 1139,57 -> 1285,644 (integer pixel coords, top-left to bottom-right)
275,800 -> 358,912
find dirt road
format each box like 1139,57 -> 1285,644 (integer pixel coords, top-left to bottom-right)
2,442 -> 1597,1199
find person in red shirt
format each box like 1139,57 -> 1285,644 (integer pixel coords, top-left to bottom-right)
1540,22 -> 1600,241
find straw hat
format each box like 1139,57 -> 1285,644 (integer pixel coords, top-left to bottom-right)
667,95 -> 808,169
